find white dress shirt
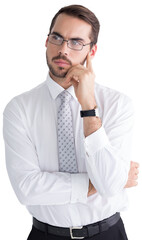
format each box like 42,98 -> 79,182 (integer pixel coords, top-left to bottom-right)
3,73 -> 134,227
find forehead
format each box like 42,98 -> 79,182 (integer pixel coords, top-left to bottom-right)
51,14 -> 92,40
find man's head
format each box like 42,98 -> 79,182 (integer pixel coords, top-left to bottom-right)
45,5 -> 100,80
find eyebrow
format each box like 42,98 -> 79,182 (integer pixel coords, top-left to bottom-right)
51,31 -> 85,43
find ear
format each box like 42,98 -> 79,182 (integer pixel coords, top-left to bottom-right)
90,44 -> 97,59
45,37 -> 48,48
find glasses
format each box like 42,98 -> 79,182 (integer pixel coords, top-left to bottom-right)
48,33 -> 93,51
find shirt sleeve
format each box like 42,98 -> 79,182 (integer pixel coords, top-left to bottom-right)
84,95 -> 134,197
3,98 -> 89,206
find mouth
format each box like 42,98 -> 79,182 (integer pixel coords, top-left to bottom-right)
53,59 -> 71,67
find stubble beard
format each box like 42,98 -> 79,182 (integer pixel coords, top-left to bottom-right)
46,53 -> 70,78
46,52 -> 87,79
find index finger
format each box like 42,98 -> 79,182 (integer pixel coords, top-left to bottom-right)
86,53 -> 93,72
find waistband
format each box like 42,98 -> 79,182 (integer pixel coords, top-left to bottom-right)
33,212 -> 120,239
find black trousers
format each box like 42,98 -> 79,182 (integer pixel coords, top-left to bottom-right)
27,218 -> 128,240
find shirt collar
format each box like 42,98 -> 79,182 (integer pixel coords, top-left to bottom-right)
46,73 -> 78,102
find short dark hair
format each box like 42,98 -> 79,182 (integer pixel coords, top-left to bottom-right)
49,5 -> 100,47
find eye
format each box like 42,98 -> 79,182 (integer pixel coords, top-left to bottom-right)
51,35 -> 62,41
71,40 -> 82,46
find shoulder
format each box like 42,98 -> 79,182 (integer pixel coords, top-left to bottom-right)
95,82 -> 134,122
3,80 -> 48,116
95,82 -> 133,107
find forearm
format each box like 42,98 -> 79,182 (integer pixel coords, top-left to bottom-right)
83,116 -> 102,137
85,128 -> 131,197
88,161 -> 139,198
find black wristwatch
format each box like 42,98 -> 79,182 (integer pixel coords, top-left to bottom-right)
80,107 -> 97,118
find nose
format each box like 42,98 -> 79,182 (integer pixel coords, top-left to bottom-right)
58,41 -> 70,56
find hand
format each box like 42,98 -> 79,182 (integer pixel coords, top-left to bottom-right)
124,161 -> 139,188
87,180 -> 97,197
65,54 -> 96,110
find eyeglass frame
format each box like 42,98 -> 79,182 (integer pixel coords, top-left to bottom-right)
47,33 -> 94,51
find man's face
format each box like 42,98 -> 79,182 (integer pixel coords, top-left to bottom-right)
46,14 -> 93,80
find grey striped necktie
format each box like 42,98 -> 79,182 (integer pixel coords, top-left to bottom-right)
57,91 -> 78,173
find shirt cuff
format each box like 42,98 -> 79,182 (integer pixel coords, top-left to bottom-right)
84,126 -> 110,156
71,173 -> 89,204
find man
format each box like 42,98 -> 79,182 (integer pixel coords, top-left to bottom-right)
3,4 -> 139,240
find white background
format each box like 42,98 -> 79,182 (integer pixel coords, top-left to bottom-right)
0,0 -> 142,239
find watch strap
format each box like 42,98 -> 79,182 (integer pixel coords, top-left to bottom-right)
80,109 -> 96,117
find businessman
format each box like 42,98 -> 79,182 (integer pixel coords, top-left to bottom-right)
3,4 -> 139,240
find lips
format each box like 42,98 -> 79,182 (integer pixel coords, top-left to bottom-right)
54,59 -> 70,67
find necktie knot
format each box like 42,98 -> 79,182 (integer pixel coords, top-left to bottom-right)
59,91 -> 72,104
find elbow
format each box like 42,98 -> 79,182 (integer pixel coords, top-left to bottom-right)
9,172 -> 41,206
13,185 -> 34,205
16,192 -> 29,205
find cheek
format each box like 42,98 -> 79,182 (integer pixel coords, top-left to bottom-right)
72,52 -> 88,65
46,44 -> 57,56
46,48 -> 55,62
